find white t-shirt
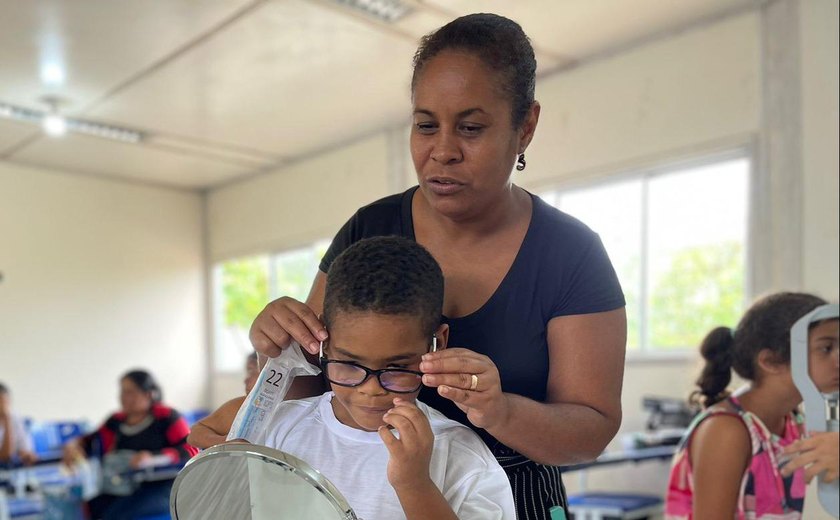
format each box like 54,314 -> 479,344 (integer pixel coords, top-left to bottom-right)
0,414 -> 33,456
266,393 -> 516,520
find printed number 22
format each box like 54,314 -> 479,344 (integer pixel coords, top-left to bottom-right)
266,369 -> 283,387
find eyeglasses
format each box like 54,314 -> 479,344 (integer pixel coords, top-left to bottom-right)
319,337 -> 436,394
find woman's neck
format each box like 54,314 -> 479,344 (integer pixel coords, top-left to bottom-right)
125,410 -> 150,426
416,184 -> 530,240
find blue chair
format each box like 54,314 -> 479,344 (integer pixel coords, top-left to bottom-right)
567,492 -> 662,520
27,421 -> 88,459
6,495 -> 45,519
181,410 -> 210,426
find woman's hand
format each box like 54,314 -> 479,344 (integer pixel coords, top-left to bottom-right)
61,440 -> 86,467
379,399 -> 434,492
129,450 -> 153,469
420,348 -> 511,430
19,450 -> 38,466
781,431 -> 839,483
249,296 -> 327,357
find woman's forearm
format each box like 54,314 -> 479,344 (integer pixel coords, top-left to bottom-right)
485,393 -> 621,465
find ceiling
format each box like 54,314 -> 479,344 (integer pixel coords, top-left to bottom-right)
0,0 -> 761,191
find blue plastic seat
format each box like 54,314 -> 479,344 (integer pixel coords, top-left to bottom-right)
181,409 -> 210,426
6,496 -> 43,518
567,492 -> 662,520
27,421 -> 87,458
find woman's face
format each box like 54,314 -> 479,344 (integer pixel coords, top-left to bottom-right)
119,378 -> 153,415
410,50 -> 536,220
808,319 -> 840,393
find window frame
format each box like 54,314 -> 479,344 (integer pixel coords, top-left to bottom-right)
211,239 -> 330,374
534,146 -> 754,361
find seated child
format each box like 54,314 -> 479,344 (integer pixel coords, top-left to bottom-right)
665,292 -> 839,519
0,382 -> 38,465
263,236 -> 516,520
188,352 -> 260,449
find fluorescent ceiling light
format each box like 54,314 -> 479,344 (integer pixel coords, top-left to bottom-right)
0,100 -> 145,144
331,0 -> 413,23
43,113 -> 67,136
40,63 -> 66,86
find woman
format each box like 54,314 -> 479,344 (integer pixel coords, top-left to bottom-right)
249,14 -> 626,518
63,369 -> 198,520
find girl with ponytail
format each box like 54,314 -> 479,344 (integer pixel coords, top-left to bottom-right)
665,292 -> 838,519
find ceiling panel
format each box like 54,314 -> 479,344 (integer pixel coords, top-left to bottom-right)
0,0 -> 255,115
0,119 -> 34,153
0,0 -> 761,190
421,0 -> 756,62
87,0 -> 420,157
11,134 -> 253,189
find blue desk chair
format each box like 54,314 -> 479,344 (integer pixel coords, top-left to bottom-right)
5,495 -> 44,519
567,492 -> 662,520
28,421 -> 88,458
181,410 -> 210,426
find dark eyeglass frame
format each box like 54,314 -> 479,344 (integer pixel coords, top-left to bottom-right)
318,337 -> 437,394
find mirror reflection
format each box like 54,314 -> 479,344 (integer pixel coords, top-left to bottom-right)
170,444 -> 356,520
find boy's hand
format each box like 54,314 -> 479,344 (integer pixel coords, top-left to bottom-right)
379,398 -> 434,491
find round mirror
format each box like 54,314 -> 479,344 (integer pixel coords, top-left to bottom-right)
170,443 -> 357,520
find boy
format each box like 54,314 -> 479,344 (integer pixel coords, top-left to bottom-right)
264,236 -> 515,520
0,382 -> 38,465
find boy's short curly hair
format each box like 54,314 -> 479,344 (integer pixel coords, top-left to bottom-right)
324,236 -> 444,337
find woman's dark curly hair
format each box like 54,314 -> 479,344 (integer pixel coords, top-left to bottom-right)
411,13 -> 536,128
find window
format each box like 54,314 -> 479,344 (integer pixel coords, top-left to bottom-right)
213,240 -> 330,372
540,154 -> 750,354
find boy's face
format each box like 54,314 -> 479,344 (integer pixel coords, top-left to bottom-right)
324,311 -> 446,432
809,319 -> 840,393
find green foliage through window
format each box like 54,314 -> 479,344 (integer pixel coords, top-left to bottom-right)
649,241 -> 744,350
221,256 -> 269,330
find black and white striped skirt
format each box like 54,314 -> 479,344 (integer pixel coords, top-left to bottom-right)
497,451 -> 568,520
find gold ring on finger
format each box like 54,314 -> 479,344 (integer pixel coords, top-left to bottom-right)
469,374 -> 479,391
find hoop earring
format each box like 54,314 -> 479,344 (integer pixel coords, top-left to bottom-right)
516,153 -> 526,171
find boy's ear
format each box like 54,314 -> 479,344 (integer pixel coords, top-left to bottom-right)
434,324 -> 449,351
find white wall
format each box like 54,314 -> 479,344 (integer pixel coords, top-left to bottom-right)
800,0 -> 839,297
524,13 -> 760,187
0,162 -> 207,423
207,134 -> 392,262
